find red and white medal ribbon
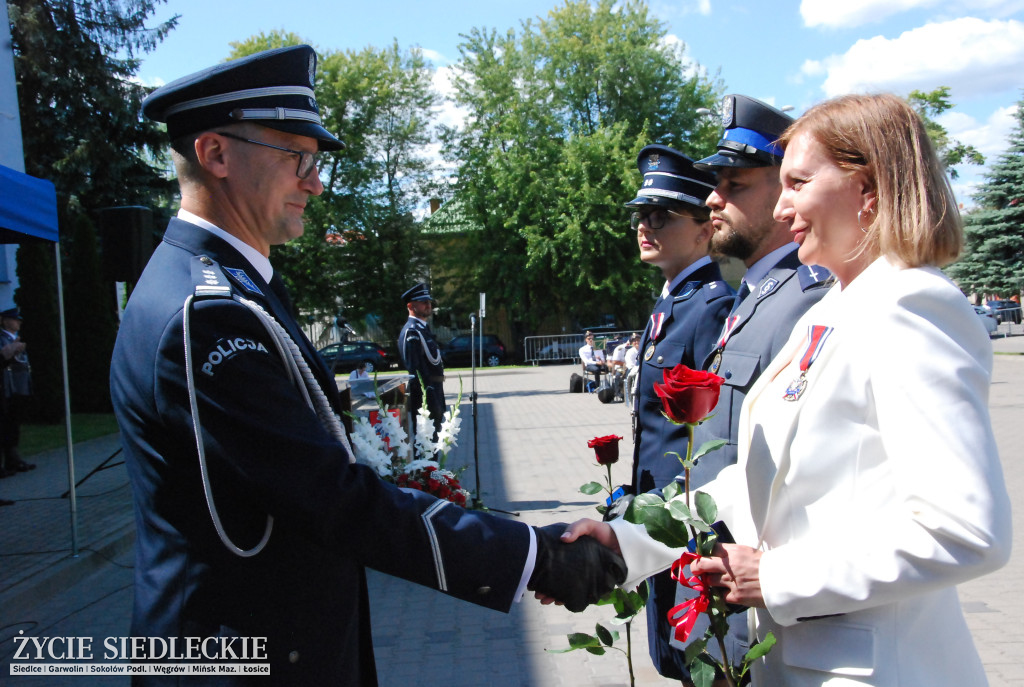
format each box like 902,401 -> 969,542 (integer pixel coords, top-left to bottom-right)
649,311 -> 666,342
783,324 -> 833,402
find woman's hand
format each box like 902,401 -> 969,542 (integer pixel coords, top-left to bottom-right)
690,543 -> 766,608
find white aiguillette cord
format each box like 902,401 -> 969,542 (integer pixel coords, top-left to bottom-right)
184,293 -> 354,558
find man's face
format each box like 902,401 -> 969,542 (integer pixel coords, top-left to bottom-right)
705,166 -> 785,264
409,300 -> 433,320
218,126 -> 324,253
635,206 -> 712,279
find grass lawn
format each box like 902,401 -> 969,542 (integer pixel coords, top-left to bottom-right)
20,414 -> 120,457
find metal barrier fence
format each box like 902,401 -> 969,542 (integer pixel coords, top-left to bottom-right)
522,331 -> 642,365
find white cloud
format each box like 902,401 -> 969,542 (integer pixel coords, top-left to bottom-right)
650,0 -> 713,20
800,0 -> 1024,28
420,48 -> 448,66
812,18 -> 1024,98
431,65 -> 469,131
940,104 -> 1019,159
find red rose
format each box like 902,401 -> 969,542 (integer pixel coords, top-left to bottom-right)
653,365 -> 724,425
587,434 -> 623,465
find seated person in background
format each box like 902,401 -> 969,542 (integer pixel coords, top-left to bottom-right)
608,338 -> 630,373
624,333 -> 641,371
348,361 -> 376,399
578,331 -> 608,384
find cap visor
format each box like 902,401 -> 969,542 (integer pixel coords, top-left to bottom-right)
261,121 -> 345,151
694,152 -> 767,171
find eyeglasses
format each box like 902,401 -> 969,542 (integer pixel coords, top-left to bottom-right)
630,207 -> 692,231
215,131 -> 321,179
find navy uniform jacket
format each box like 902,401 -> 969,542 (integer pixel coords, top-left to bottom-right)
630,261 -> 733,495
650,250 -> 831,680
629,261 -> 732,680
110,219 -> 530,685
398,316 -> 446,423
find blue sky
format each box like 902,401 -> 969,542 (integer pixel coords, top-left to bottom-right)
137,0 -> 1024,205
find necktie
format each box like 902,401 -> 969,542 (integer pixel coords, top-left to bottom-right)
729,281 -> 751,317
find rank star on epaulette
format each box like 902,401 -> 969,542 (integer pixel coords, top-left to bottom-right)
223,267 -> 265,296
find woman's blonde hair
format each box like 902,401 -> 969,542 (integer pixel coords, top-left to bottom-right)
778,93 -> 962,267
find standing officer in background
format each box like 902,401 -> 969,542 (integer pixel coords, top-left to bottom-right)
398,282 -> 446,434
646,95 -> 832,683
0,307 -> 34,476
113,45 -> 625,685
622,146 -> 733,681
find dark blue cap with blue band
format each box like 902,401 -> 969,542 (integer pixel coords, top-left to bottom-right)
695,94 -> 794,171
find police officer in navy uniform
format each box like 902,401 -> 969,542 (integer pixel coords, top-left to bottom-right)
112,45 -> 625,685
621,146 -> 734,683
647,95 -> 833,683
398,282 -> 445,434
625,145 -> 733,495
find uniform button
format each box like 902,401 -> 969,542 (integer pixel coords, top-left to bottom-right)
288,651 -> 300,663
656,356 -> 663,364
200,256 -> 213,265
724,370 -> 732,379
476,586 -> 492,595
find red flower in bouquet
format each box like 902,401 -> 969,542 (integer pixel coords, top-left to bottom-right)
587,434 -> 623,466
653,365 -> 724,425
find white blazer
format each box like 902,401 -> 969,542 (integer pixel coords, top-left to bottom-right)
611,256 -> 1012,686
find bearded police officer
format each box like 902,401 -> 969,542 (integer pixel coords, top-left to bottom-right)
647,95 -> 832,683
111,45 -> 625,685
398,282 -> 445,434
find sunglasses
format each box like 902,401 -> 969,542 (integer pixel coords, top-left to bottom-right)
630,207 -> 695,231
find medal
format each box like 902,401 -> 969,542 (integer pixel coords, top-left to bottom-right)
783,324 -> 833,402
645,344 -> 655,361
709,351 -> 722,375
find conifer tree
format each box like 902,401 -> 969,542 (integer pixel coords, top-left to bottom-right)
949,95 -> 1024,297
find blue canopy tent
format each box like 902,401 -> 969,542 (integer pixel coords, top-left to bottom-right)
0,163 -> 80,553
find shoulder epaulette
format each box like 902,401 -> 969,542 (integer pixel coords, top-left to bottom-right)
797,264 -> 833,291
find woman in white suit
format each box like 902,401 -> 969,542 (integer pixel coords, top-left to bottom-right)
559,94 -> 1012,686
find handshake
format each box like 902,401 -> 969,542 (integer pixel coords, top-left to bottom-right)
526,523 -> 627,612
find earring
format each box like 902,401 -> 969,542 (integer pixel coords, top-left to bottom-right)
857,209 -> 869,233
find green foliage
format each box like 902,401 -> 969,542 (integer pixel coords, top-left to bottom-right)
908,87 -> 985,179
948,93 -> 1024,296
441,0 -> 721,332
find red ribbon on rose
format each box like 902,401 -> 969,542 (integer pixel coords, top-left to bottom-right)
587,434 -> 623,465
666,551 -> 711,643
654,366 -> 724,425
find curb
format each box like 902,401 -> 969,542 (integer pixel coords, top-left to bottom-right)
0,523 -> 135,622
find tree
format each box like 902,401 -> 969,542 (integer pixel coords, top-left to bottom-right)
948,94 -> 1024,297
8,0 -> 178,420
441,0 -> 721,333
908,87 -> 985,179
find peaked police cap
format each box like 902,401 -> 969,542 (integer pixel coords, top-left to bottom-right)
402,282 -> 435,304
695,95 -> 794,170
142,45 -> 344,152
624,144 -> 716,209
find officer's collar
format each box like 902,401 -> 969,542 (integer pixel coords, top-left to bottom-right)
743,243 -> 798,289
178,209 -> 274,284
661,255 -> 712,297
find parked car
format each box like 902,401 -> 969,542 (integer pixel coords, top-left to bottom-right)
975,306 -> 999,335
442,334 -> 507,367
317,341 -> 393,373
984,300 -> 1022,324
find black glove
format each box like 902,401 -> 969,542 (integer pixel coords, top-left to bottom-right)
602,492 -> 634,522
527,523 -> 627,612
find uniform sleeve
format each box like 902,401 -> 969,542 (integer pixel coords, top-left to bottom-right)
758,284 -> 1012,625
155,298 -> 531,611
